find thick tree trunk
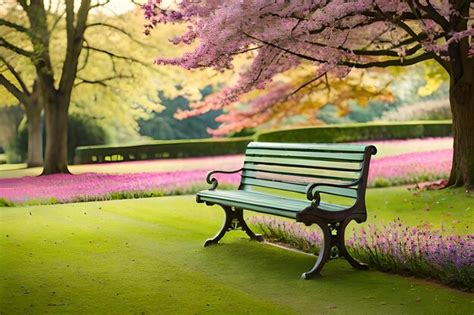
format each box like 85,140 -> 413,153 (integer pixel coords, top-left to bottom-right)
25,104 -> 43,168
447,63 -> 474,191
41,98 -> 70,175
445,1 -> 473,191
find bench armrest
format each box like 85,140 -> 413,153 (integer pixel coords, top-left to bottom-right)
306,180 -> 360,207
206,168 -> 243,190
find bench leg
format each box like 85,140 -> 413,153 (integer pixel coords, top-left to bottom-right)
301,223 -> 331,279
204,206 -> 263,247
234,208 -> 264,242
302,218 -> 368,279
337,218 -> 369,270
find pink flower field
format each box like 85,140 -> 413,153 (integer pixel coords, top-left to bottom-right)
369,149 -> 452,187
0,138 -> 454,205
0,170 -> 240,204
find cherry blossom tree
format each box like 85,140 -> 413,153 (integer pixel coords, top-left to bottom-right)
144,0 -> 474,189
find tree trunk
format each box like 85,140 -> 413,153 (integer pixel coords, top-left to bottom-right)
25,103 -> 44,168
447,62 -> 474,191
42,97 -> 70,175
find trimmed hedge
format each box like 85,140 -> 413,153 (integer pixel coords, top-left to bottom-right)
74,121 -> 451,164
74,137 -> 252,164
256,121 -> 452,143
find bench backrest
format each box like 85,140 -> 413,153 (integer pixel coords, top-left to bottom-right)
240,142 -> 376,201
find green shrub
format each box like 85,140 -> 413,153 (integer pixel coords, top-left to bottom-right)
256,121 -> 452,143
228,128 -> 257,138
75,121 -> 452,164
0,198 -> 14,207
5,121 -> 28,163
67,115 -> 108,164
74,137 -> 252,164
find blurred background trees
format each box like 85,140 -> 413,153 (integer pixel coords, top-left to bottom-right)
0,1 -> 232,172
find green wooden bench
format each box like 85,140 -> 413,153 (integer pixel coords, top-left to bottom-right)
196,142 -> 377,279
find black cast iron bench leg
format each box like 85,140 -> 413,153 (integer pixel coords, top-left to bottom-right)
337,218 -> 369,270
302,218 -> 368,279
301,222 -> 331,279
204,206 -> 263,247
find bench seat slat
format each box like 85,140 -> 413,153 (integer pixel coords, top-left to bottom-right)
197,190 -> 350,218
244,156 -> 362,172
245,149 -> 365,162
241,177 -> 358,198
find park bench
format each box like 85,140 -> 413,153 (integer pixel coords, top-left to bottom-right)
196,142 -> 377,279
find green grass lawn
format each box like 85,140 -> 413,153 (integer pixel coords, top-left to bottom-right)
1,187 -> 472,314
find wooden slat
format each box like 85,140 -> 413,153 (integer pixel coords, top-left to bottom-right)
247,142 -> 369,153
199,190 -> 309,210
198,190 -> 351,213
242,169 -> 358,183
245,148 -> 365,162
241,177 -> 307,193
244,156 -> 362,172
199,195 -> 299,218
315,186 -> 358,198
241,177 -> 358,198
243,163 -> 360,179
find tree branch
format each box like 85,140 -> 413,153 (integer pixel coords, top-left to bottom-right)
84,45 -> 152,67
77,38 -> 91,72
75,74 -> 134,87
412,0 -> 449,30
343,53 -> 435,68
86,22 -> 156,48
289,71 -> 328,96
17,0 -> 28,10
243,30 -> 434,69
89,0 -> 111,10
304,40 -> 424,58
0,73 -> 29,105
59,0 -> 91,95
0,55 -> 30,95
241,30 -> 327,64
49,10 -> 66,34
0,18 -> 30,34
0,37 -> 33,57
232,45 -> 263,55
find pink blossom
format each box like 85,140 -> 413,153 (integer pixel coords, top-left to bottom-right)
143,0 -> 470,122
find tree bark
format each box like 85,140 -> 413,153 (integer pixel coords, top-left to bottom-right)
25,103 -> 44,168
444,0 -> 473,191
447,59 -> 474,191
41,96 -> 70,175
